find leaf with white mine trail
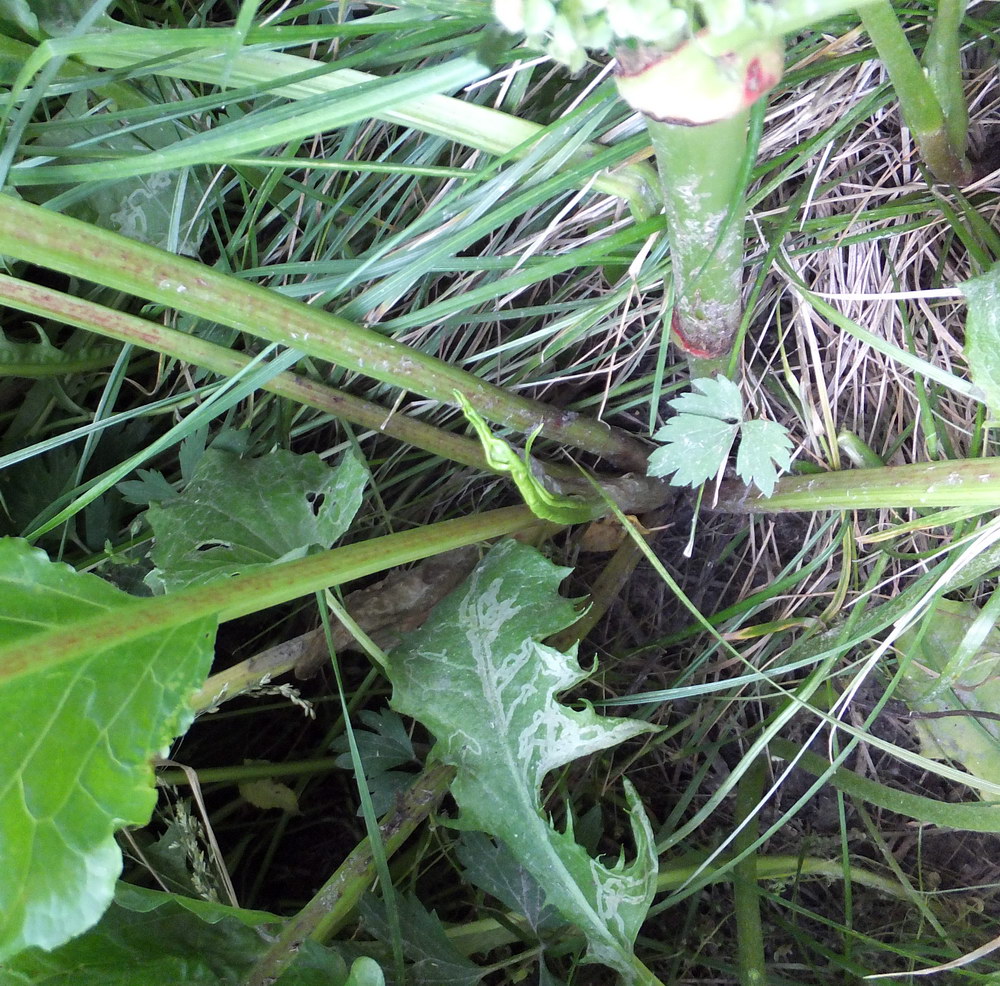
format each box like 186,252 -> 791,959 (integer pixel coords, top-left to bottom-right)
386,540 -> 659,982
962,263 -> 1000,423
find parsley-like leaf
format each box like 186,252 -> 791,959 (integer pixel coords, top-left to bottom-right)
649,377 -> 792,496
736,419 -> 794,497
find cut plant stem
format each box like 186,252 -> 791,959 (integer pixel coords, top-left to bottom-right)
714,457 -> 1000,513
646,112 -> 750,360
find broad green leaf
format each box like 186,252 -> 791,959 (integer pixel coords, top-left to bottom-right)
735,419 -> 793,498
386,541 -> 658,982
0,539 -> 215,961
895,597 -> 1000,802
148,448 -> 367,591
2,883 -> 359,986
962,264 -> 1000,422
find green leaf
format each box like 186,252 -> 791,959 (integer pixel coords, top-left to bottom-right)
0,539 -> 215,961
0,326 -> 119,377
0,0 -> 38,37
962,263 -> 1000,422
648,414 -> 737,486
360,893 -> 483,986
3,883 -> 357,986
649,376 -> 792,496
148,448 -> 367,591
330,709 -> 418,816
735,419 -> 793,497
386,541 -> 658,982
456,832 -> 564,934
895,597 -> 1000,802
666,375 -> 742,420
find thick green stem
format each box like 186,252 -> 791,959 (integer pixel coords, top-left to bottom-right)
0,196 -> 649,470
860,0 -> 970,184
647,113 -> 750,359
0,274 -> 491,471
922,0 -> 969,159
244,761 -> 456,986
714,457 -> 1000,513
0,505 -> 548,685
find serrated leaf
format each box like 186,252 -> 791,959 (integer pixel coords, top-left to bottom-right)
331,709 -> 418,816
896,598 -> 1000,802
647,414 -> 737,486
148,448 -> 367,590
735,418 -> 793,497
0,326 -> 119,377
360,893 -> 483,986
386,541 -> 658,982
962,264 -> 1000,422
662,375 -> 743,421
0,539 -> 215,961
117,469 -> 178,507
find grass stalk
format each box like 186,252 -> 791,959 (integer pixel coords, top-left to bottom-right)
733,756 -> 767,986
0,31 -> 660,217
0,196 -> 650,471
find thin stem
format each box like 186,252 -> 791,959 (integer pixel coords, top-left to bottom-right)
0,196 -> 650,471
733,757 -> 767,986
0,274 -> 675,513
0,274 -> 490,471
244,761 -> 456,986
0,505 -> 550,685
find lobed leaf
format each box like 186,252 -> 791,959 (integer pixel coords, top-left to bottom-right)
386,541 -> 658,982
147,448 -> 367,591
735,419 -> 793,497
